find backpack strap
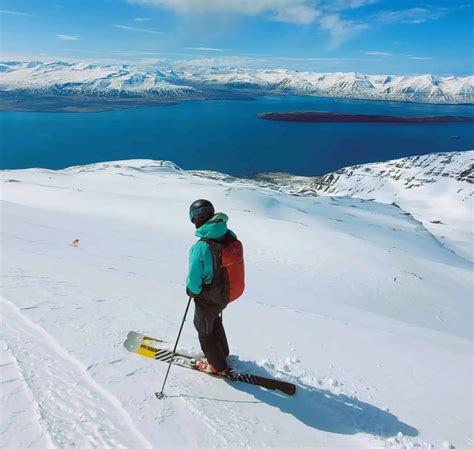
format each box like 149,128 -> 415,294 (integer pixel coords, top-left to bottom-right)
200,232 -> 235,270
200,237 -> 223,270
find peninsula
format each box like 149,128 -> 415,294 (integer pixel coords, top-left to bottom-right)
257,111 -> 474,123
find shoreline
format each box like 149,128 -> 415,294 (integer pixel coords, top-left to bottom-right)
0,91 -> 473,113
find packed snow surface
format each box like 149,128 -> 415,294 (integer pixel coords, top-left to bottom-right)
1,60 -> 473,104
1,157 -> 472,448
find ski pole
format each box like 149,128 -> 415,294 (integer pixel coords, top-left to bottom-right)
155,297 -> 192,399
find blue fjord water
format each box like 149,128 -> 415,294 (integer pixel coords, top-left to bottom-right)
0,95 -> 473,176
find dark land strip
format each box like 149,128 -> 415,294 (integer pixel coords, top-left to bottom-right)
257,111 -> 474,123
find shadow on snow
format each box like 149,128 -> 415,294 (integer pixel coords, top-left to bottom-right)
223,359 -> 418,439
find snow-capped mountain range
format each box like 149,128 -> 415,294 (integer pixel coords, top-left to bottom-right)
0,61 -> 200,99
1,60 -> 473,104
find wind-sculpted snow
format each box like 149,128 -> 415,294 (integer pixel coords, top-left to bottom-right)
0,60 -> 472,105
1,153 -> 472,448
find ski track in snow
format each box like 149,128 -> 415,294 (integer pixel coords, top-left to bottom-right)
0,340 -> 55,449
0,296 -> 152,449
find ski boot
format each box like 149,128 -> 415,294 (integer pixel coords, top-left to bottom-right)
195,358 -> 232,377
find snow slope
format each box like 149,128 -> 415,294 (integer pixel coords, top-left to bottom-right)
1,159 -> 472,448
1,60 -> 473,104
258,151 -> 474,261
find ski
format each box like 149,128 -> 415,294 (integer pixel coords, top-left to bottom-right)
123,331 -> 296,396
123,330 -> 195,368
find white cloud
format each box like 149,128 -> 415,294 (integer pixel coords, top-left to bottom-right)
128,0 -> 376,46
409,56 -> 433,60
169,54 -> 365,71
376,7 -> 445,24
173,55 -> 271,68
365,51 -> 433,61
133,17 -> 151,21
0,9 -> 32,16
57,34 -> 79,41
114,50 -> 197,57
129,0 -> 379,25
130,0 -> 321,25
366,51 -> 393,57
185,47 -> 225,52
325,0 -> 378,11
273,55 -> 354,62
137,58 -> 168,65
273,5 -> 320,24
113,24 -> 163,34
320,14 -> 367,48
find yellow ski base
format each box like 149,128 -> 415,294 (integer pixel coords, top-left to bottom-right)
136,340 -> 161,358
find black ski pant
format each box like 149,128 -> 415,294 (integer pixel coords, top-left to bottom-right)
193,304 -> 229,372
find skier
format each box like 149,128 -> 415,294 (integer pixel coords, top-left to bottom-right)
186,199 -> 245,376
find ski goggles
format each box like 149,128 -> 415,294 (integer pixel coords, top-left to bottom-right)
189,206 -> 214,222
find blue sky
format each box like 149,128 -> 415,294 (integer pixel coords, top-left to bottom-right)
1,0 -> 473,75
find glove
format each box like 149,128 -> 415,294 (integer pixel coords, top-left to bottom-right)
186,287 -> 196,298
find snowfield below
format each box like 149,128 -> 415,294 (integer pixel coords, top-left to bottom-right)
1,159 -> 472,449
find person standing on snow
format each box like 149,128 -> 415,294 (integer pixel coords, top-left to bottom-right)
186,199 -> 245,376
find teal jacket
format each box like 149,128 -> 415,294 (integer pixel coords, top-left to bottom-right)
186,213 -> 236,296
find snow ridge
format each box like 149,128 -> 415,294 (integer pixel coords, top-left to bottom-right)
255,151 -> 474,260
1,60 -> 473,104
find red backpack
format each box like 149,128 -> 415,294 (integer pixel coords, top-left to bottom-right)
200,232 -> 245,303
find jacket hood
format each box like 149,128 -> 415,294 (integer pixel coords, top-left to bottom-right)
195,213 -> 228,239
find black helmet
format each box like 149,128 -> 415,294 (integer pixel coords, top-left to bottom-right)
189,199 -> 214,225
